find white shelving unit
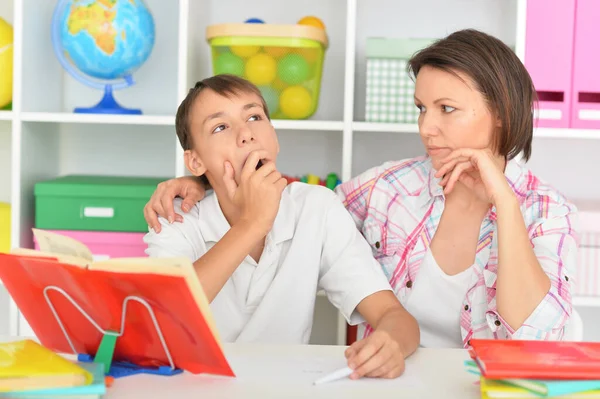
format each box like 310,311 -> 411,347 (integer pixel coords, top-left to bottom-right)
3,0 -> 599,344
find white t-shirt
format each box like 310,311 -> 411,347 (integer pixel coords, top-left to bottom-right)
144,182 -> 392,344
403,248 -> 475,348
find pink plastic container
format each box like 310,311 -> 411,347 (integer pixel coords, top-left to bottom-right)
525,0 -> 576,128
33,230 -> 147,261
571,0 -> 600,129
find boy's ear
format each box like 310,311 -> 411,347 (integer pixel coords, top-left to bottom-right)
184,150 -> 207,177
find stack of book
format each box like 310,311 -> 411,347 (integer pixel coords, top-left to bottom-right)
466,339 -> 600,398
0,339 -> 106,398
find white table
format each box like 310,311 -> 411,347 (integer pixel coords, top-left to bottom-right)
101,343 -> 480,399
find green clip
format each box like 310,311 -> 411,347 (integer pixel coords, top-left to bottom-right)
94,332 -> 118,373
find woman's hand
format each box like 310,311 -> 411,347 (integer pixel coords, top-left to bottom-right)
144,176 -> 206,232
434,148 -> 514,206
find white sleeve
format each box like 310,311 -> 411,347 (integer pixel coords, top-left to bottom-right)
143,200 -> 205,261
318,193 -> 393,325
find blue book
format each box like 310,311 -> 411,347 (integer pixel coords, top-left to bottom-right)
465,360 -> 600,397
2,362 -> 106,398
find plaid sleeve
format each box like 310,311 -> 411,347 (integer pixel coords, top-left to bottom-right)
334,165 -> 385,231
488,196 -> 579,340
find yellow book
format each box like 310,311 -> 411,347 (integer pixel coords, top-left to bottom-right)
0,339 -> 92,392
481,377 -> 600,398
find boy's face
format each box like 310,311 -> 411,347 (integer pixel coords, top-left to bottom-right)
185,89 -> 279,187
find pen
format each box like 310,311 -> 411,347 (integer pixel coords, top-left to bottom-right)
313,366 -> 354,385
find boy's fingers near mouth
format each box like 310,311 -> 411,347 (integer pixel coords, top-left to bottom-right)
222,161 -> 238,200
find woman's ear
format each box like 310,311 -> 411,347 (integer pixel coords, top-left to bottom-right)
184,150 -> 207,177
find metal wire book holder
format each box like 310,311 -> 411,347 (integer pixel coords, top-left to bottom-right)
43,286 -> 184,378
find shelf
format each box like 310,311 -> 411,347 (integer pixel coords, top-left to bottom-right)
352,122 -> 419,134
20,112 -> 175,126
0,111 -> 12,121
573,296 -> 600,307
352,123 -> 600,140
533,127 -> 600,140
272,120 -> 343,131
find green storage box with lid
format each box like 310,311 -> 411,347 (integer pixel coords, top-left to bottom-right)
365,37 -> 436,124
34,175 -> 167,233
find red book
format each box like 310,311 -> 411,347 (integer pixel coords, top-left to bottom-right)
0,229 -> 234,377
469,339 -> 600,380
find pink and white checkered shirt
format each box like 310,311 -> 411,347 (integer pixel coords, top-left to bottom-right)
336,156 -> 578,347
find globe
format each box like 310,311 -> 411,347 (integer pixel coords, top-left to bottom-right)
51,0 -> 155,114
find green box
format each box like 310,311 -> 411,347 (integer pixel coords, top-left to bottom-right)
34,175 -> 168,233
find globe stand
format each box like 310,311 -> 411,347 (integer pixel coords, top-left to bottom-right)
75,85 -> 141,115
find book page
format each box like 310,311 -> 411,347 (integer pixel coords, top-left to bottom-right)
90,256 -> 191,275
32,229 -> 93,262
10,247 -> 88,268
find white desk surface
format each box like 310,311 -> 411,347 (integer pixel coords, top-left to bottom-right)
1,336 -> 480,398
101,343 -> 480,399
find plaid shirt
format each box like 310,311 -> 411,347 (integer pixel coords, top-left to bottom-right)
336,156 -> 578,346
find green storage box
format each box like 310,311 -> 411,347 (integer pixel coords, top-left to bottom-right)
35,175 -> 168,233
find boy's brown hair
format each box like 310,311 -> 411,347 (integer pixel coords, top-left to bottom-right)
408,29 -> 537,161
175,74 -> 271,188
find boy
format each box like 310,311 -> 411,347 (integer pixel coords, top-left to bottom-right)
144,75 -> 419,379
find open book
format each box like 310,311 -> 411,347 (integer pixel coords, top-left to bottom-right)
0,229 -> 234,377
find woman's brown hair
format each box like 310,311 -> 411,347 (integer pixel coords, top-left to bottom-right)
408,29 -> 537,161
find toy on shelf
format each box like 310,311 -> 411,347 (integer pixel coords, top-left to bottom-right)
207,16 -> 328,120
51,0 -> 155,115
283,172 -> 341,190
0,17 -> 13,110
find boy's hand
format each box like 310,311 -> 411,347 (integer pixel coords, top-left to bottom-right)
223,150 -> 287,235
144,176 -> 206,232
344,330 -> 406,379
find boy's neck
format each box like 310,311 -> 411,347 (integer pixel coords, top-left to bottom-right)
214,191 -> 242,227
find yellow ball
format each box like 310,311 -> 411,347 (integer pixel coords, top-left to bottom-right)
297,16 -> 326,30
230,45 -> 260,58
0,18 -> 13,109
280,85 -> 312,119
245,53 -> 277,86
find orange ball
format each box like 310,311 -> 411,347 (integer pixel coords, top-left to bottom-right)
264,46 -> 289,58
297,16 -> 325,31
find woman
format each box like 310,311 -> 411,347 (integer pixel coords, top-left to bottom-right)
143,29 -> 577,348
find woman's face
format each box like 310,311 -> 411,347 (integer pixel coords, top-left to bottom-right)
414,65 -> 498,170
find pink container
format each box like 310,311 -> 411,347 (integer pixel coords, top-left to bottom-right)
525,0 -> 576,128
571,0 -> 600,129
33,230 -> 147,261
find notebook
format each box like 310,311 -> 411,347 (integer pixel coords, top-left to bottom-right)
0,339 -> 92,392
3,361 -> 106,398
469,339 -> 600,380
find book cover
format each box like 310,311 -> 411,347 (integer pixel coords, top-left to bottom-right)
0,229 -> 234,377
469,339 -> 600,380
465,360 -> 600,397
3,361 -> 106,398
0,339 -> 92,392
